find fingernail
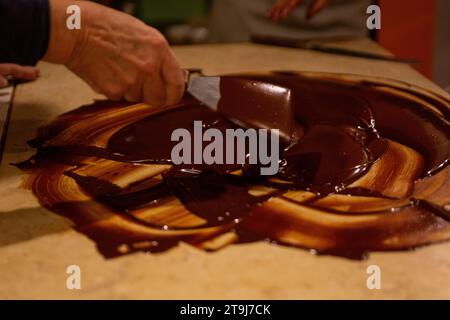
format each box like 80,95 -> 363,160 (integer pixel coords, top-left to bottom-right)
28,67 -> 40,79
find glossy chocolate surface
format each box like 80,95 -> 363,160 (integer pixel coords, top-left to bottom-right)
18,72 -> 450,259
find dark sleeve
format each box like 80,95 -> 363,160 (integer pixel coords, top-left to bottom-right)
0,0 -> 50,66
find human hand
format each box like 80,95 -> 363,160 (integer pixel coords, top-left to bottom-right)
0,64 -> 39,88
267,0 -> 331,21
44,0 -> 184,107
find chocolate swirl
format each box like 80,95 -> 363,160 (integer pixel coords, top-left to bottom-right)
18,72 -> 450,259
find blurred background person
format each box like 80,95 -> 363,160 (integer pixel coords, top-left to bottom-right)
208,0 -> 372,43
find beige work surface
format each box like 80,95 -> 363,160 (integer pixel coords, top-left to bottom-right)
1,39 -> 450,299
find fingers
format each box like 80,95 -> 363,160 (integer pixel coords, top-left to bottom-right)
0,64 -> 39,88
267,0 -> 329,21
267,0 -> 302,21
142,62 -> 167,107
123,71 -> 143,103
0,64 -> 39,80
306,0 -> 330,19
267,3 -> 283,21
280,0 -> 302,20
140,44 -> 183,107
63,3 -> 182,107
123,52 -> 184,106
161,50 -> 185,106
267,1 -> 282,21
0,75 -> 8,88
124,82 -> 143,103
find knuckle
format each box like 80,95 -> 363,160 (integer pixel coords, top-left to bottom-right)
140,61 -> 157,75
144,93 -> 165,107
124,76 -> 137,88
104,86 -> 125,100
151,35 -> 168,49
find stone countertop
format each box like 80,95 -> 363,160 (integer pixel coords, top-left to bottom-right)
0,39 -> 449,299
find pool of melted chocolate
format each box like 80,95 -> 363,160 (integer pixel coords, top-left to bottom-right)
18,72 -> 450,259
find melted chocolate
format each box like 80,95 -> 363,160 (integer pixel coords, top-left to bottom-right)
218,77 -> 294,143
18,72 -> 450,259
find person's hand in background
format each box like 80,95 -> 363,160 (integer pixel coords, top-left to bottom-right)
43,0 -> 185,107
267,0 -> 330,21
0,64 -> 39,88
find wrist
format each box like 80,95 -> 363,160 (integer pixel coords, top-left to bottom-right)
42,0 -> 91,65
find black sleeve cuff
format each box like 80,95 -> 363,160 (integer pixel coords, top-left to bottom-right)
0,0 -> 50,66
